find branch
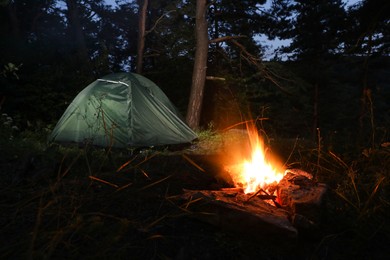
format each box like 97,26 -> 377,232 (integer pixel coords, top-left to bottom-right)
231,39 -> 262,67
230,39 -> 292,95
209,35 -> 247,44
146,10 -> 176,35
206,76 -> 226,81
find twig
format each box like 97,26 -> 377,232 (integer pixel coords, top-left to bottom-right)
245,188 -> 264,202
229,39 -> 293,95
116,154 -> 139,172
182,154 -> 205,172
283,136 -> 299,169
145,10 -> 176,35
115,182 -> 133,192
89,175 -> 119,188
221,119 -> 269,132
206,76 -> 226,81
245,188 -> 281,208
209,35 -> 247,44
134,152 -> 159,168
315,127 -> 322,179
138,175 -> 172,191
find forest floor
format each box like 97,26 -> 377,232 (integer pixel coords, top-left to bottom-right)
1,129 -> 389,259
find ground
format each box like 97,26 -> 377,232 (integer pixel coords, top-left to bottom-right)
1,130 -> 389,259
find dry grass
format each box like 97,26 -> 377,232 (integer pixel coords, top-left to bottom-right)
0,128 -> 389,259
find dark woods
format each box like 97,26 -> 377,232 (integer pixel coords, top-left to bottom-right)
0,0 -> 389,152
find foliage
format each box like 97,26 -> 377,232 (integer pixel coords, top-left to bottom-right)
344,0 -> 390,56
1,62 -> 22,79
0,0 -> 388,155
288,0 -> 347,61
0,0 -> 388,140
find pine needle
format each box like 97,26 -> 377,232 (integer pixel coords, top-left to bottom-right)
144,215 -> 166,231
116,155 -> 138,172
138,175 -> 172,191
89,175 -> 119,188
361,176 -> 386,217
116,182 -> 133,192
138,168 -> 150,179
134,152 -> 159,168
182,154 -> 205,172
184,196 -> 203,209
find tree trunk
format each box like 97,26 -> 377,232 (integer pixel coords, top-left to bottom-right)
358,33 -> 374,148
65,0 -> 89,64
136,0 -> 148,74
186,0 -> 209,129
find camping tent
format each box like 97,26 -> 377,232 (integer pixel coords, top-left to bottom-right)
49,72 -> 197,148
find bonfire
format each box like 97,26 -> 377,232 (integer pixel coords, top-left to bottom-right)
226,124 -> 285,195
180,123 -> 327,238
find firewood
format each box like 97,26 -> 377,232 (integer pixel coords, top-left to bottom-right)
179,189 -> 298,239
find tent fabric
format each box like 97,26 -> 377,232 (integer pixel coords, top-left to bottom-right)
49,72 -> 197,148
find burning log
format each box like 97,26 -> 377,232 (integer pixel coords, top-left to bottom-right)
179,169 -> 327,238
179,125 -> 327,238
276,169 -> 327,230
180,188 -> 298,239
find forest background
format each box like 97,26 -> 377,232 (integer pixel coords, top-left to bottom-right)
1,0 -> 389,155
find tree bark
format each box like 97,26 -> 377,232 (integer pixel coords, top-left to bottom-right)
186,0 -> 209,129
136,0 -> 148,74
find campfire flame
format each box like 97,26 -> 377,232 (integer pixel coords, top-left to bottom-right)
229,125 -> 285,194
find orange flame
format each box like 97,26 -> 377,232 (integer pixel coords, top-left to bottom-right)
228,125 -> 285,194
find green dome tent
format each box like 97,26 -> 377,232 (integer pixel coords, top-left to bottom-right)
49,72 -> 197,148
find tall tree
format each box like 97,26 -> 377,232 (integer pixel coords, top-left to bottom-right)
136,0 -> 148,74
345,0 -> 390,146
65,0 -> 89,64
272,0 -> 347,138
345,0 -> 390,56
186,0 -> 209,129
96,1 -> 139,72
185,0 -> 271,129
